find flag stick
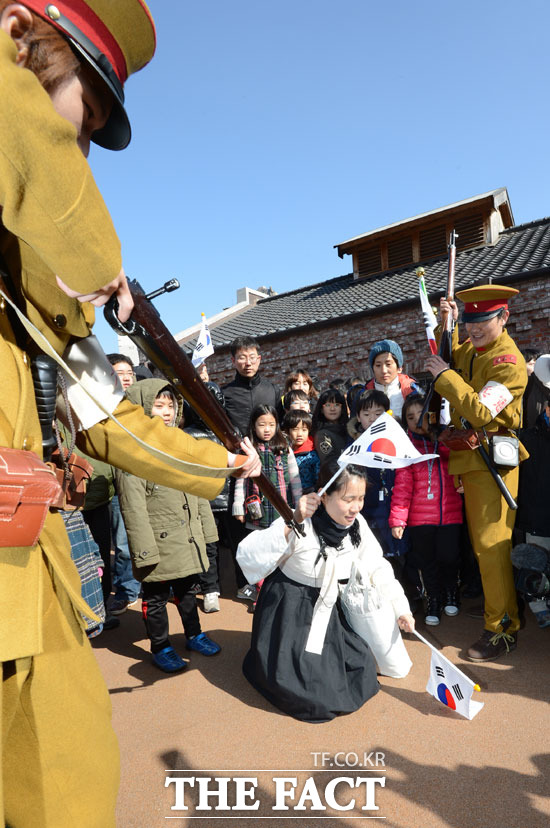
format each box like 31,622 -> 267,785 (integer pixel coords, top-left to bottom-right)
412,629 -> 481,691
317,465 -> 344,496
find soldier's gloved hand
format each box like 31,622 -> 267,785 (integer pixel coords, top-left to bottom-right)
56,267 -> 134,323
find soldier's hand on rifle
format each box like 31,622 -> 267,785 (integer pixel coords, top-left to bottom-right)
425,354 -> 450,378
56,267 -> 134,323
228,437 -> 262,478
439,297 -> 458,322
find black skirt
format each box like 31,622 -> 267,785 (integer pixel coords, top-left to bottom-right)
243,568 -> 379,723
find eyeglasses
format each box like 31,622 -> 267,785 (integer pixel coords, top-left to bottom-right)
235,354 -> 259,363
115,371 -> 135,378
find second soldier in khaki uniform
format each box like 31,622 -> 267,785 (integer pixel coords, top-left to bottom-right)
426,285 -> 527,661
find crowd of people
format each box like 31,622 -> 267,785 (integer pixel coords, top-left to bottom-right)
1,0 -> 549,822
67,303 -> 550,724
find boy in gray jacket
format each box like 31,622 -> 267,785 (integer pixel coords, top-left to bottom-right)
116,380 -> 221,672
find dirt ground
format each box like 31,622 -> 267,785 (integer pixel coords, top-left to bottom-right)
92,548 -> 550,828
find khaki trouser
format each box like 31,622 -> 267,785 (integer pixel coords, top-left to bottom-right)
462,466 -> 520,634
1,556 -> 119,827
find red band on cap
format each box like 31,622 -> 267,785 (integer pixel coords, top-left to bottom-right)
464,299 -> 508,314
25,1 -> 128,83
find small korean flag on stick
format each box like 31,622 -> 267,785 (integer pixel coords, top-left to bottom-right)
318,413 -> 439,494
415,630 -> 483,720
191,313 -> 214,368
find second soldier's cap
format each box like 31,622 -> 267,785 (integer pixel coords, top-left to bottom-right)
24,1 -> 156,150
456,284 -> 519,323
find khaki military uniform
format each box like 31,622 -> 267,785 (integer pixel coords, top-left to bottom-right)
435,327 -> 527,634
0,32 -> 227,827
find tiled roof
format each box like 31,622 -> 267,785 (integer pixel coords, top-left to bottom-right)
194,217 -> 550,349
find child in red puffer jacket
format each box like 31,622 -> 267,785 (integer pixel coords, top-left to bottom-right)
389,394 -> 463,627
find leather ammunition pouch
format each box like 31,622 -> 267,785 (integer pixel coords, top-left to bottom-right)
47,447 -> 93,511
0,448 -> 62,547
438,427 -> 483,451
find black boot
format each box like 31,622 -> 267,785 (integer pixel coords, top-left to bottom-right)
443,587 -> 460,617
425,595 -> 441,626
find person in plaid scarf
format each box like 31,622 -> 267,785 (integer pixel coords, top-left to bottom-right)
233,405 -> 302,605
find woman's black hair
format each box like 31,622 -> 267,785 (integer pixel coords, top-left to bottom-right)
356,389 -> 390,414
247,404 -> 288,453
282,409 -> 313,433
312,388 -> 349,433
317,462 -> 368,496
317,463 -> 368,546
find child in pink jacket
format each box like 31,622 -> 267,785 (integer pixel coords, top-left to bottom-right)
389,394 -> 463,626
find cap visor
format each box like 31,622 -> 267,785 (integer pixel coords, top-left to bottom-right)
70,40 -> 131,151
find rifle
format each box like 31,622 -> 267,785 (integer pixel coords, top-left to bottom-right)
420,229 -> 457,434
104,279 -> 305,536
420,236 -> 518,510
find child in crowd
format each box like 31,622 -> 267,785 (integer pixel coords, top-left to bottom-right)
233,405 -> 302,530
233,405 -> 303,604
282,410 -> 320,493
349,391 -> 408,554
115,380 -> 221,673
282,388 -> 311,413
312,388 -> 350,469
360,339 -> 419,419
389,394 -> 463,625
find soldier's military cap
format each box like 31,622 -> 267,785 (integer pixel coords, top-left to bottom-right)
456,284 -> 519,323
24,1 -> 156,150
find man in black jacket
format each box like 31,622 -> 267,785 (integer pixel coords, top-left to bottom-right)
222,337 -> 279,598
222,337 -> 279,435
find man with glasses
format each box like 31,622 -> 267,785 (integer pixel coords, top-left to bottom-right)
222,337 -> 279,435
223,337 -> 279,599
108,352 -> 136,391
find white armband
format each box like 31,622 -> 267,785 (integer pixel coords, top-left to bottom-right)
57,336 -> 124,430
477,381 -> 513,418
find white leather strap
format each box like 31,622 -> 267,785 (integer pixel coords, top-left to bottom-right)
1,287 -> 233,479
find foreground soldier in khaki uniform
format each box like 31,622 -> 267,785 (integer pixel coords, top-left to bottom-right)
0,3 -> 259,825
425,285 -> 527,662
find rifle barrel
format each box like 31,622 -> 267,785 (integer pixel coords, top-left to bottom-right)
105,282 -> 305,535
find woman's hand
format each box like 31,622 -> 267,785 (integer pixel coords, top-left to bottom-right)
228,437 -> 262,478
235,515 -> 245,523
398,613 -> 415,633
391,526 -> 404,540
293,492 -> 321,523
56,267 -> 134,323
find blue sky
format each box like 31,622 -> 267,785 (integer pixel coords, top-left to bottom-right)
91,0 -> 550,352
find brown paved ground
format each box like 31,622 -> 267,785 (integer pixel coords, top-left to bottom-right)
92,548 -> 550,828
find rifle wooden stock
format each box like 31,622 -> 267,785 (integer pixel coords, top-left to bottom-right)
104,281 -> 304,534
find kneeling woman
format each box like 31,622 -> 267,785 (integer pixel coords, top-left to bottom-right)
237,465 -> 414,723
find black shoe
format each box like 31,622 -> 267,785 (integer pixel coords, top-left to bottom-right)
443,588 -> 460,617
103,614 -> 120,631
467,629 -> 517,661
425,596 -> 441,626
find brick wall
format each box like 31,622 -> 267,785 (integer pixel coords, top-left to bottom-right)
205,275 -> 550,390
